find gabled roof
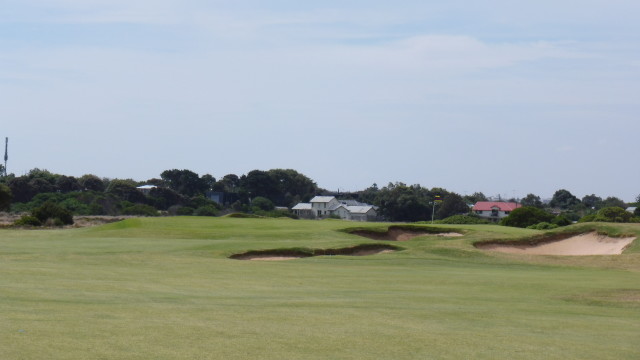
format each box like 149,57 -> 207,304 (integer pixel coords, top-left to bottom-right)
292,203 -> 312,210
340,199 -> 366,206
136,185 -> 157,190
310,196 -> 337,203
472,202 -> 521,211
346,206 -> 376,214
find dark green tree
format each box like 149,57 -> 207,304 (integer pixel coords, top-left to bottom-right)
160,169 -> 208,197
79,174 -> 105,192
581,194 -> 603,209
106,180 -> 146,203
601,196 -> 626,209
0,183 -> 11,211
549,189 -> 581,209
251,196 -> 275,211
520,193 -> 543,208
436,193 -> 470,219
463,192 -> 487,205
56,175 -> 81,193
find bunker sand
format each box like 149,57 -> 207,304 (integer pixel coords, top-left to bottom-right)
478,232 -> 636,256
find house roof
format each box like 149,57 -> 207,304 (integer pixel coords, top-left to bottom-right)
340,199 -> 366,206
292,203 -> 312,210
346,206 -> 376,214
310,196 -> 336,203
472,202 -> 522,211
136,185 -> 157,190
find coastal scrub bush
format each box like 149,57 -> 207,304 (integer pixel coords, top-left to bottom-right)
32,201 -> 74,225
193,205 -> 218,216
14,215 -> 42,227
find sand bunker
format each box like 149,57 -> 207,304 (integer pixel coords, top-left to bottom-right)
230,244 -> 399,261
351,228 -> 463,241
478,232 -> 636,256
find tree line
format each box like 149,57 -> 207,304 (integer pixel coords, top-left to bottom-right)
0,168 -> 637,227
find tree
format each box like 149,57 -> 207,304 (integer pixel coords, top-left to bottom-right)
463,192 -> 487,205
436,193 -> 470,219
106,180 -> 146,203
7,177 -> 36,203
242,170 -> 279,201
601,197 -> 626,209
375,182 -> 431,222
0,184 -> 12,211
160,169 -> 208,197
549,189 -> 580,209
520,193 -> 543,208
581,194 -> 603,209
500,206 -> 554,228
251,196 -> 275,211
79,174 -> 105,192
56,175 -> 81,193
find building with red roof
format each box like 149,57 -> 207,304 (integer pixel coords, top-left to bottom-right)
472,202 -> 522,222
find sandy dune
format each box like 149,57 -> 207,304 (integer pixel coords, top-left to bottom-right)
480,232 -> 636,256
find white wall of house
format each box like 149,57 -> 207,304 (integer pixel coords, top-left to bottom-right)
311,197 -> 341,218
475,207 -> 511,221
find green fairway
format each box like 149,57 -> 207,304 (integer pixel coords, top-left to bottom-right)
1,217 -> 639,359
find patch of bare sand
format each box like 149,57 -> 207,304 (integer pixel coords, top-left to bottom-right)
480,232 -> 636,256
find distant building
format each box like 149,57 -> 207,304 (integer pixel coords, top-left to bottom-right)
292,196 -> 378,221
136,185 -> 157,195
472,201 -> 522,222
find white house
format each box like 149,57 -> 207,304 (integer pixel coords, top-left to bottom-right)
472,201 -> 521,222
292,196 -> 378,221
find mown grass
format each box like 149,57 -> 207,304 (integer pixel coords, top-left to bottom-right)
1,217 -> 640,359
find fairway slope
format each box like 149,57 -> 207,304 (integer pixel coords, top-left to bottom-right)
477,231 -> 636,256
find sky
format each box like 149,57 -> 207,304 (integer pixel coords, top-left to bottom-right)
1,1 -> 639,201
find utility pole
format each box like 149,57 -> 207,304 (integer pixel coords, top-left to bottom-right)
3,137 -> 7,177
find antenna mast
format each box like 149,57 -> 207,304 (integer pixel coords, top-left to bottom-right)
3,137 -> 7,177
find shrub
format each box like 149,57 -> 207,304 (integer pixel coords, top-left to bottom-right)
438,215 -> 489,224
500,206 -> 554,228
193,205 -> 218,217
551,215 -> 572,227
32,201 -> 74,225
176,206 -> 195,216
526,222 -> 559,230
594,207 -> 632,223
121,204 -> 159,216
14,215 -> 42,226
578,214 -> 597,223
251,196 -> 275,211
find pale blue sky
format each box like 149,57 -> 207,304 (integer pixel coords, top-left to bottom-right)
1,1 -> 639,200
